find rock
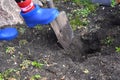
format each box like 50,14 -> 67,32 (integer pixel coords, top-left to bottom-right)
0,0 -> 43,27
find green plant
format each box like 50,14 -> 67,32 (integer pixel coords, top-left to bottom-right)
0,68 -> 18,80
5,46 -> 15,54
3,69 -> 17,78
70,17 -> 89,30
31,61 -> 44,68
20,60 -> 31,69
30,74 -> 41,80
0,73 -> 4,80
102,36 -> 114,46
72,0 -> 97,8
20,60 -> 44,69
19,27 -> 26,35
19,39 -> 28,46
115,47 -> 120,53
72,0 -> 90,5
68,0 -> 98,31
111,0 -> 116,7
72,8 -> 90,18
35,25 -> 43,30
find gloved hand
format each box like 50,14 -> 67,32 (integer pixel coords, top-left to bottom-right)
16,0 -> 59,28
0,27 -> 18,40
20,4 -> 59,28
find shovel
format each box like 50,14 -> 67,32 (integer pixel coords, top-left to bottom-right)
46,0 -> 74,49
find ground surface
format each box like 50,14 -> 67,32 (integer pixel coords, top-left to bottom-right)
0,1 -> 120,80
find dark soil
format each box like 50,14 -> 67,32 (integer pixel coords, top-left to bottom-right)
0,1 -> 120,80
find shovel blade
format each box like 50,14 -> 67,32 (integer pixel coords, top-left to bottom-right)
50,11 -> 74,49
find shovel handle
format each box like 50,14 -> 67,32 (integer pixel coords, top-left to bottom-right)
46,0 -> 55,8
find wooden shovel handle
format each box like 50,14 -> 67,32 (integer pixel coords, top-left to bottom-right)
46,0 -> 55,8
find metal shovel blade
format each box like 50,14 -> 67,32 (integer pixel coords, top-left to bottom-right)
50,11 -> 74,49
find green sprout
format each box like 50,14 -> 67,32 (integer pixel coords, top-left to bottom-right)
20,60 -> 31,69
19,39 -> 28,46
115,47 -> 120,53
0,73 -> 4,80
20,60 -> 44,69
31,61 -> 44,68
19,27 -> 26,35
102,36 -> 114,46
6,46 -> 15,54
111,0 -> 116,7
0,68 -> 18,80
35,25 -> 43,30
68,0 -> 98,31
30,74 -> 41,80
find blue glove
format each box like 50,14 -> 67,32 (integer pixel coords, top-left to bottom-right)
0,27 -> 18,40
20,4 -> 59,28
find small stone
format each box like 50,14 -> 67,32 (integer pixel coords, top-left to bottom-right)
63,65 -> 66,67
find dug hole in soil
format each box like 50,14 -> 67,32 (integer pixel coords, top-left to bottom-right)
0,2 -> 120,80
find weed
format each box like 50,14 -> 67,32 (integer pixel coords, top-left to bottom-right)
72,8 -> 90,18
30,74 -> 41,80
6,47 -> 15,54
111,0 -> 116,7
0,73 -> 3,80
20,60 -> 31,69
19,27 -> 26,35
0,68 -> 18,80
72,0 -> 98,10
102,36 -> 114,46
20,60 -> 44,69
35,25 -> 43,30
70,17 -> 89,30
68,0 -> 98,31
31,61 -> 44,68
72,0 -> 89,5
115,47 -> 120,53
19,39 -> 28,46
